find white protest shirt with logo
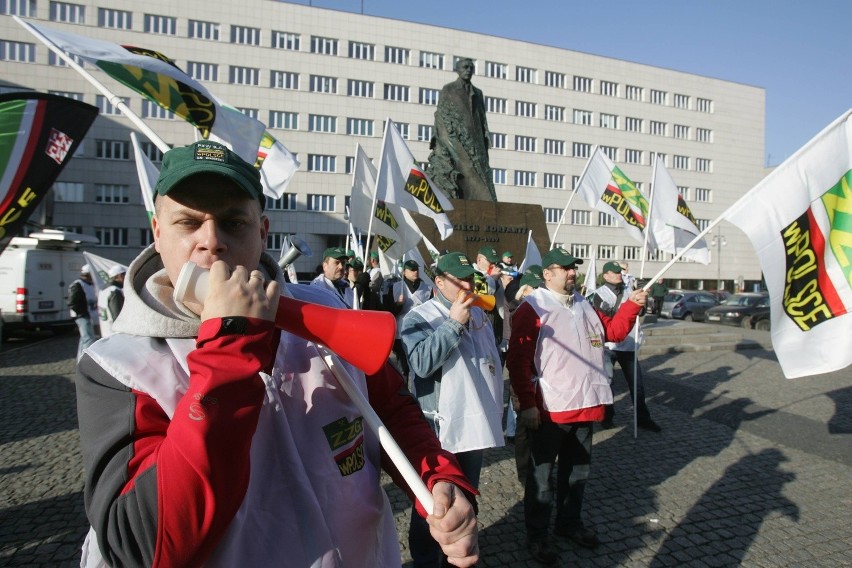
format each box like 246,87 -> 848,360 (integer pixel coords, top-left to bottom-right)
413,300 -> 504,454
525,287 -> 612,413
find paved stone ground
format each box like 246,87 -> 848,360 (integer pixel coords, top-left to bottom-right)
2,325 -> 851,567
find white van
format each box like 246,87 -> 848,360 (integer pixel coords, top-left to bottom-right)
0,230 -> 97,335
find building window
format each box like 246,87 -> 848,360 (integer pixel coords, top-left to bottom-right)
650,121 -> 667,136
696,158 -> 712,172
266,232 -> 289,251
231,25 -> 260,46
96,228 -> 129,247
600,113 -> 618,129
347,79 -> 374,98
674,124 -> 690,139
53,181 -> 84,202
573,109 -> 592,126
573,75 -> 593,92
95,95 -> 128,116
349,41 -> 374,60
50,1 -> 85,23
346,118 -> 374,137
544,173 -> 564,190
229,66 -> 259,86
307,155 -> 336,173
188,19 -> 219,41
625,117 -> 643,133
598,245 -> 616,260
307,194 -> 335,211
272,30 -> 300,50
571,210 -> 591,225
674,93 -> 690,109
48,51 -> 85,67
0,40 -> 35,62
139,142 -> 164,162
48,90 -> 83,101
1,0 -> 36,16
695,218 -> 710,230
308,114 -> 336,133
310,36 -> 338,55
600,146 -> 618,161
678,186 -> 690,200
395,122 -> 410,140
545,105 -> 564,122
571,244 -> 590,259
98,8 -> 131,29
626,85 -> 643,101
651,89 -> 668,105
695,187 -> 712,202
544,71 -> 565,88
516,101 -> 536,118
96,140 -> 130,160
625,149 -> 642,165
572,142 -> 591,158
269,110 -> 298,130
419,88 -> 440,105
266,194 -> 297,211
601,80 -> 618,97
139,228 -> 154,246
651,152 -> 667,166
141,100 -> 174,120
417,124 -> 433,142
623,246 -> 641,261
310,75 -> 337,94
485,61 -> 506,79
544,207 -> 563,224
187,61 -> 218,82
271,70 -> 298,90
238,107 -> 258,120
420,51 -> 444,69
697,98 -> 713,113
95,184 -> 129,204
598,212 -> 616,227
490,133 -> 506,149
516,66 -> 537,84
384,84 -> 409,102
544,139 -> 564,156
673,155 -> 690,170
514,170 -> 536,187
696,128 -> 713,143
493,169 -> 507,185
486,97 -> 507,114
385,46 -> 409,65
514,135 -> 536,153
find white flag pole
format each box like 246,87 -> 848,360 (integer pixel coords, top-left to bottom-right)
549,190 -> 578,250
15,16 -> 170,155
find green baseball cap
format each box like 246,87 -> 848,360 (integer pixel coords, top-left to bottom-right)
436,252 -> 475,279
602,261 -> 623,274
348,258 -> 364,270
155,140 -> 264,209
403,259 -> 419,270
323,247 -> 348,260
502,251 -> 513,258
519,264 -> 543,288
369,251 -> 379,259
477,246 -> 499,263
541,247 -> 583,268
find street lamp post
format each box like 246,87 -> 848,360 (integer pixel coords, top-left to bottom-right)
711,227 -> 727,290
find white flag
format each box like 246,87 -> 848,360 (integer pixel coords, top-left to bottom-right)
583,251 -> 598,295
83,252 -> 124,295
519,230 -> 542,272
650,156 -> 710,264
376,119 -> 454,239
251,131 -> 300,199
130,133 -> 158,221
575,147 -> 650,245
723,109 -> 852,378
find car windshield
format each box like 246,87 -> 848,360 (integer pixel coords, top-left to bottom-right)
664,293 -> 683,302
722,294 -> 765,307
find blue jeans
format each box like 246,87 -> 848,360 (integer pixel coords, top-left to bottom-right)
409,449 -> 483,568
75,316 -> 96,360
524,421 -> 593,542
605,349 -> 651,423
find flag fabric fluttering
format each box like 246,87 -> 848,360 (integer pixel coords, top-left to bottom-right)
376,119 -> 454,239
82,251 -> 124,295
0,92 -> 98,254
519,231 -> 542,272
575,147 -> 650,245
723,109 -> 852,378
583,252 -> 598,296
650,156 -> 710,264
130,133 -> 158,224
23,20 -> 298,199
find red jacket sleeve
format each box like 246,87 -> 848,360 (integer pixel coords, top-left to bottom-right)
596,297 -> 642,343
367,362 -> 478,518
506,302 -> 541,412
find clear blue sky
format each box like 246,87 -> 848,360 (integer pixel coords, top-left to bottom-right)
283,0 -> 851,167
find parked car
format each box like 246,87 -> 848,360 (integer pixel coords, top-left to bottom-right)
660,290 -> 720,322
748,305 -> 771,331
708,289 -> 732,303
704,293 -> 770,327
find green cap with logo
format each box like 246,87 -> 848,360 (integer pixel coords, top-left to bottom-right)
541,247 -> 583,268
477,246 -> 499,263
519,264 -> 544,288
348,258 -> 364,270
601,261 -> 623,274
154,140 -> 264,208
323,247 -> 348,260
436,252 -> 475,279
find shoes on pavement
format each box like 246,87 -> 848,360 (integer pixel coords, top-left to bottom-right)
638,419 -> 662,433
554,526 -> 601,549
528,539 -> 558,565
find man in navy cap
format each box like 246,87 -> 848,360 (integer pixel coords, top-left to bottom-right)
507,247 -> 647,564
